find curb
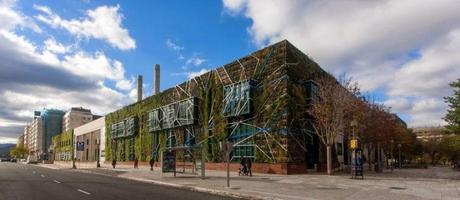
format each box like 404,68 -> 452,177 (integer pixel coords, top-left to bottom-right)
75,168 -> 280,200
119,176 -> 280,200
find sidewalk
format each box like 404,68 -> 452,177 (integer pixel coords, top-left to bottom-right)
37,163 -> 460,200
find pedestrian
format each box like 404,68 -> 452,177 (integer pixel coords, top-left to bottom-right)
149,157 -> 155,171
245,157 -> 252,176
112,159 -> 116,169
134,157 -> 139,169
239,156 -> 247,176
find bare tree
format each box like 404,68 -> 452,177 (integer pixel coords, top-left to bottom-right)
311,75 -> 359,175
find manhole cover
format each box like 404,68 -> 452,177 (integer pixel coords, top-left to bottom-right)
389,187 -> 406,190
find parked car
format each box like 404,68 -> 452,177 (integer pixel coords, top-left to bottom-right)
10,158 -> 17,162
0,157 -> 11,162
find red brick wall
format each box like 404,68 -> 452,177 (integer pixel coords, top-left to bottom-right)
205,162 -> 307,174
103,161 -> 308,174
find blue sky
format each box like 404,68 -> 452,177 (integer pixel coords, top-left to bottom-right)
16,0 -> 256,91
1,0 -> 460,143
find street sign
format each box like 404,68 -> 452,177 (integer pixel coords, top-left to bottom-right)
162,150 -> 176,173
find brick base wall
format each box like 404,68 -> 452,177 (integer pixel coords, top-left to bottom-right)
102,161 -> 308,174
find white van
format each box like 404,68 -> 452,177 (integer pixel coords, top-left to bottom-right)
26,155 -> 37,164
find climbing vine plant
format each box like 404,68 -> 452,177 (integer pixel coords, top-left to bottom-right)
105,40 -> 326,164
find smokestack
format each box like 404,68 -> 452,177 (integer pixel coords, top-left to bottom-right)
137,75 -> 143,102
154,64 -> 160,95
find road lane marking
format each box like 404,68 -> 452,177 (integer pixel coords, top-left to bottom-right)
40,174 -> 45,178
32,171 -> 36,174
53,180 -> 61,184
77,189 -> 91,195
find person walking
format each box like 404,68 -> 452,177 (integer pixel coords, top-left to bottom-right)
149,157 -> 154,171
112,159 -> 117,169
245,157 -> 252,176
239,156 -> 247,176
134,157 -> 139,169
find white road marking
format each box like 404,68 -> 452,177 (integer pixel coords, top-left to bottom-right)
53,180 -> 61,184
40,174 -> 45,178
77,189 -> 91,195
32,171 -> 36,174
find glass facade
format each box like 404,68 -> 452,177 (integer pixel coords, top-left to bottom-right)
166,130 -> 176,149
147,97 -> 196,132
305,80 -> 318,105
41,109 -> 65,159
223,80 -> 253,117
229,123 -> 256,160
111,116 -> 138,139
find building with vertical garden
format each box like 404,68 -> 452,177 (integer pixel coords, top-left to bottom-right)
105,40 -> 339,174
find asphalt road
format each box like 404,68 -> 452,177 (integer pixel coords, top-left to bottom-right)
0,162 -> 237,200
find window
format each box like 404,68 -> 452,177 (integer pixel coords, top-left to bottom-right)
223,80 -> 253,117
305,80 -> 318,104
111,116 -> 138,139
337,142 -> 343,155
229,123 -> 256,161
166,130 -> 175,149
148,109 -> 162,131
147,97 -> 196,132
183,127 -> 195,147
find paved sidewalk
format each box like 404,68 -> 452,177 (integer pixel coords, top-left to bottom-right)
36,163 -> 460,200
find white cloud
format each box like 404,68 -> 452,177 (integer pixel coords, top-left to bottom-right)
0,0 -> 41,32
223,0 -> 460,127
166,39 -> 185,60
44,38 -> 69,54
34,4 -> 135,50
0,1 -> 135,143
187,68 -> 209,79
185,54 -> 206,67
166,39 -> 184,51
61,51 -> 127,85
389,29 -> 460,97
0,136 -> 17,144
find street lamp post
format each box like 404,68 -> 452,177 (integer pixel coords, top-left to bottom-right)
72,140 -> 76,169
350,120 -> 358,170
390,140 -> 394,171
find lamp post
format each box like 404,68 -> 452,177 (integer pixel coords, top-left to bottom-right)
398,143 -> 402,168
72,140 -> 76,169
390,140 -> 394,171
350,120 -> 358,168
351,120 -> 358,139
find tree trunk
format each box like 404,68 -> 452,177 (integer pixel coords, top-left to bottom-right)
376,142 -> 382,173
327,144 -> 332,175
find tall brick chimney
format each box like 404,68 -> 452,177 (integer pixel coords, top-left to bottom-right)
154,64 -> 160,95
137,75 -> 143,102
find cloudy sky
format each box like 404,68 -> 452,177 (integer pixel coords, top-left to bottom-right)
1,0 -> 459,143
